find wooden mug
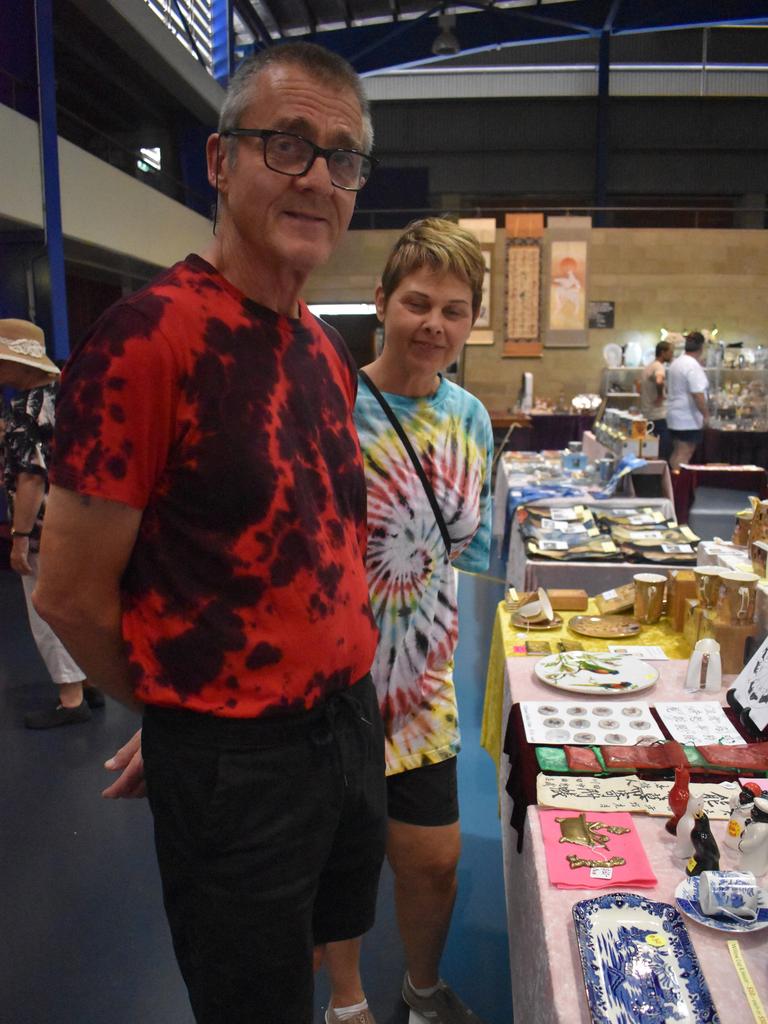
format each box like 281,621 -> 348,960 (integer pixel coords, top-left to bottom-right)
633,572 -> 667,624
693,566 -> 722,610
716,570 -> 759,626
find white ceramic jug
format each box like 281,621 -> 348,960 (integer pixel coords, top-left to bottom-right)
684,639 -> 722,693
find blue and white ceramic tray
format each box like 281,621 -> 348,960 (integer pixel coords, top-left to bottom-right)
572,891 -> 720,1024
675,876 -> 768,934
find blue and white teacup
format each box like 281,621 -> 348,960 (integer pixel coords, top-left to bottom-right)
699,870 -> 759,921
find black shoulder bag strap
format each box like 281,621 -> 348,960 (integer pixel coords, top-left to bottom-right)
359,370 -> 452,559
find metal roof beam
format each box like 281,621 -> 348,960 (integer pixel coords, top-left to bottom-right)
305,1 -> 768,75
235,0 -> 276,44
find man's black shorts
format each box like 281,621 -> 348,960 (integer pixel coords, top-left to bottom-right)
142,674 -> 386,1024
387,755 -> 459,827
668,427 -> 703,445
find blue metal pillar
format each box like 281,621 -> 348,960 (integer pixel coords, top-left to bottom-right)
211,0 -> 233,85
594,28 -> 611,228
34,0 -> 69,361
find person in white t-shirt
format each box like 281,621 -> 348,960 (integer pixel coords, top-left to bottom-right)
638,339 -> 673,459
666,331 -> 709,470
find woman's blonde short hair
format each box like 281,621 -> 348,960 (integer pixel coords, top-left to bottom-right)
379,218 -> 486,318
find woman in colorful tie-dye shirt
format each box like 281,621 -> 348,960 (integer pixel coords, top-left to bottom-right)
325,220 -> 493,1024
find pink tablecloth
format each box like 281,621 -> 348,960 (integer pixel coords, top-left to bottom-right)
498,658 -> 768,1024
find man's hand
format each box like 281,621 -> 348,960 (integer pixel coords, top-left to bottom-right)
102,729 -> 145,799
10,536 -> 33,576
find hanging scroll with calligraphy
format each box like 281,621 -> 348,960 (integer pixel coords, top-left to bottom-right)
503,212 -> 543,358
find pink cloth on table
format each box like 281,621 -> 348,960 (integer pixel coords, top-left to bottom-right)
539,809 -> 657,889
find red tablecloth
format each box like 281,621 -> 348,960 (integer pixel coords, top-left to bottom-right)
672,463 -> 767,523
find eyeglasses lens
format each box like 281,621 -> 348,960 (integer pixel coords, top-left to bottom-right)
264,133 -> 370,191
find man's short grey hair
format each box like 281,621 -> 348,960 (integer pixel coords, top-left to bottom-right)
218,42 -> 373,153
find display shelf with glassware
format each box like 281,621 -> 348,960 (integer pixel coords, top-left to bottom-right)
707,368 -> 768,432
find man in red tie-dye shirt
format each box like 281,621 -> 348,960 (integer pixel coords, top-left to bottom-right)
34,42 -> 384,1024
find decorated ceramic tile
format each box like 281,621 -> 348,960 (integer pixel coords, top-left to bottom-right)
520,700 -> 664,746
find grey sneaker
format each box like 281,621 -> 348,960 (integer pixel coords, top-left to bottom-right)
402,975 -> 486,1024
325,1007 -> 377,1024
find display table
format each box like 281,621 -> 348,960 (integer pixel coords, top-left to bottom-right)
673,463 -> 767,524
507,524 -> 683,591
480,601 -> 691,776
490,412 -> 595,453
704,426 -> 768,468
492,454 -> 676,550
496,657 -> 767,1024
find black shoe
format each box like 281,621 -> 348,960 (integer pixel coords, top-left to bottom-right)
25,702 -> 92,729
83,685 -> 106,709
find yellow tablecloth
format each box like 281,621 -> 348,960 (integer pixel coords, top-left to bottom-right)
479,599 -> 692,775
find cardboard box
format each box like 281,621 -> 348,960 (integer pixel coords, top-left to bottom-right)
623,460 -> 674,504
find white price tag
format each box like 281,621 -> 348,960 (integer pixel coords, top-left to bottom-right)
551,508 -> 580,521
590,867 -> 614,880
628,515 -> 655,526
629,530 -> 663,540
601,589 -> 618,600
662,543 -> 693,553
539,539 -> 568,551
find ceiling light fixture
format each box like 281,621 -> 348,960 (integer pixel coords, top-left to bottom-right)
432,13 -> 460,58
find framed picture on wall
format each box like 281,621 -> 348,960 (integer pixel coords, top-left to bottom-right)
466,246 -> 494,345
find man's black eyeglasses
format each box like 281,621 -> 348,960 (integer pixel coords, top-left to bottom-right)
219,128 -> 377,192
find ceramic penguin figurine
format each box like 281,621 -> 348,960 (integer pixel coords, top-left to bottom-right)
675,795 -> 703,860
724,782 -> 761,852
739,797 -> 768,878
686,808 -> 720,877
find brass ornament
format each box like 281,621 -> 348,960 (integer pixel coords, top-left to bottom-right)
567,854 -> 626,870
555,813 -> 631,848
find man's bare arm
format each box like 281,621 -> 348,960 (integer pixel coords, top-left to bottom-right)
691,391 -> 709,422
33,485 -> 143,711
10,471 -> 45,576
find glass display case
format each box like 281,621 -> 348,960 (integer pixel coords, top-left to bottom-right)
706,368 -> 768,431
600,366 -> 768,428
599,364 -> 768,465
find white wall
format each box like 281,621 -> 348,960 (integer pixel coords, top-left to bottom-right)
2,104 -> 211,268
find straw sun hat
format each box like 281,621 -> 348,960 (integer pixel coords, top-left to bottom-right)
0,319 -> 60,390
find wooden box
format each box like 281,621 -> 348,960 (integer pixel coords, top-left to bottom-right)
712,620 -> 760,675
667,569 -> 697,632
547,589 -> 589,611
595,583 -> 635,616
506,589 -> 588,612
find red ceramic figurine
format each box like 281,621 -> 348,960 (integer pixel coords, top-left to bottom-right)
666,766 -> 690,835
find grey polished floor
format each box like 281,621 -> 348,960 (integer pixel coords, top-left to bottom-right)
0,559 -> 512,1024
